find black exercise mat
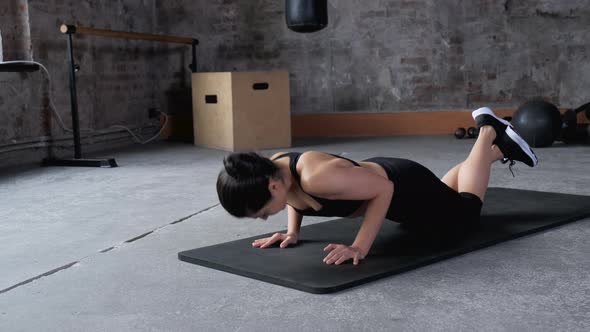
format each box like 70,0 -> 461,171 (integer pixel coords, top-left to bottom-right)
178,188 -> 590,294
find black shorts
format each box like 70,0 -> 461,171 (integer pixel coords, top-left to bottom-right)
363,157 -> 483,230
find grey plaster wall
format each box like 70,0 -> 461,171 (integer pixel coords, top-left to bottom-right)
1,0 -> 590,168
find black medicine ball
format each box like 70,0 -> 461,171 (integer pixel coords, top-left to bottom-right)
512,100 -> 561,147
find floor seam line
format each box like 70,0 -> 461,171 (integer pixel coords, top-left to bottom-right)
0,204 -> 220,296
0,262 -> 78,295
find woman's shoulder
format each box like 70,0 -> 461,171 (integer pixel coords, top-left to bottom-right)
270,150 -> 321,161
269,150 -> 341,170
270,151 -> 294,160
298,151 -> 355,179
299,151 -> 354,166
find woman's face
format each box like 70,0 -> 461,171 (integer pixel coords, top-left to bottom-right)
252,177 -> 289,220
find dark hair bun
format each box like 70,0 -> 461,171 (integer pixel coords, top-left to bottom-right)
223,152 -> 277,180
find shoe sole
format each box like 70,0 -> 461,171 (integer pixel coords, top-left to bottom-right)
506,126 -> 539,166
472,107 -> 513,128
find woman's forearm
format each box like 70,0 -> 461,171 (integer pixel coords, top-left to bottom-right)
351,183 -> 394,257
287,204 -> 303,235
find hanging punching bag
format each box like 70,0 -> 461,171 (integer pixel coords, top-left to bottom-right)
285,0 -> 328,33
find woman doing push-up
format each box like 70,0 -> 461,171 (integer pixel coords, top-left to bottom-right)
216,108 -> 538,265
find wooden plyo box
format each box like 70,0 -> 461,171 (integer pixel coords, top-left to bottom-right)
191,71 -> 291,151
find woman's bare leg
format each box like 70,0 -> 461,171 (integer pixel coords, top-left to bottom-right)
441,126 -> 504,200
441,162 -> 463,192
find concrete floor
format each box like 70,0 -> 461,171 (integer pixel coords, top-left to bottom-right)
1,135 -> 589,332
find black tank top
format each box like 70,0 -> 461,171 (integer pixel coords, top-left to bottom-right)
272,152 -> 365,217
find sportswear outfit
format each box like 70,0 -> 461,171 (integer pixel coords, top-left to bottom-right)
271,107 -> 537,230
272,152 -> 482,228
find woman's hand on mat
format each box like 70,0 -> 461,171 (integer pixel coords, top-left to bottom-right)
323,244 -> 365,265
252,232 -> 299,249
